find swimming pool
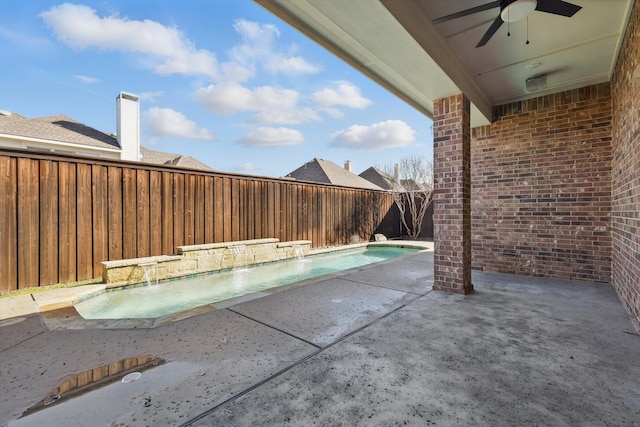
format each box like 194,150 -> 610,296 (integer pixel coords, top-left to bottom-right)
74,246 -> 421,320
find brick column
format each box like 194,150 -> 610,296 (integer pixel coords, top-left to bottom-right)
433,94 -> 473,294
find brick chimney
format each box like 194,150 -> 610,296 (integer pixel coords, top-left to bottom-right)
116,92 -> 141,161
344,160 -> 352,172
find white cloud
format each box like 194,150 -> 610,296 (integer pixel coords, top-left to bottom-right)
270,55 -> 320,75
195,82 -> 318,124
238,127 -> 304,147
229,19 -> 319,78
75,74 -> 98,84
40,3 -> 218,78
331,120 -> 415,149
238,163 -> 258,173
138,91 -> 164,103
195,82 -> 297,114
251,108 -> 320,125
313,81 -> 372,113
144,107 -> 214,140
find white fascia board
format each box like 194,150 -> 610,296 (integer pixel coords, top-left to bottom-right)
0,133 -> 122,154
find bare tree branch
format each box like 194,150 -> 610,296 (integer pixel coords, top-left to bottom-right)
384,155 -> 433,240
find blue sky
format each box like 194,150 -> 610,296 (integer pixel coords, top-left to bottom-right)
0,0 -> 433,177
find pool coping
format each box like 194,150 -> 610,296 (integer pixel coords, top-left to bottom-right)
26,241 -> 433,330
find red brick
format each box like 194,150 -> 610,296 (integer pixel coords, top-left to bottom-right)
611,1 -> 640,332
434,94 -> 473,295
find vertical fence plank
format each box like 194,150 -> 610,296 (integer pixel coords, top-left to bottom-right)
91,165 -> 108,278
260,181 -> 267,239
184,174 -> 195,246
325,188 -> 332,245
285,183 -> 293,242
204,176 -> 214,243
136,169 -> 150,257
122,168 -> 137,259
321,188 -> 328,247
278,183 -> 285,242
161,172 -> 174,254
298,185 -> 305,241
259,181 -> 267,239
58,162 -> 76,284
268,182 -> 276,239
149,170 -> 162,255
292,184 -> 299,241
246,180 -> 254,240
76,163 -> 93,280
17,158 -> 40,288
299,185 -> 305,241
244,180 -> 251,239
107,167 -> 123,261
304,186 -> 311,241
39,160 -> 59,286
214,177 -> 224,242
222,177 -> 231,242
0,157 -> 17,292
337,189 -> 343,244
194,175 -> 205,244
173,174 -> 185,248
285,184 -> 292,241
312,186 -> 319,246
231,179 -> 240,241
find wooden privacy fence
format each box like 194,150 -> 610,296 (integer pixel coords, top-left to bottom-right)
0,149 -> 401,293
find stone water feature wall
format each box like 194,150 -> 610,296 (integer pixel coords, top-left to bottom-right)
101,238 -> 311,286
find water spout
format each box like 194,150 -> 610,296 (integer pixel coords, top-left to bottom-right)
138,262 -> 158,286
292,244 -> 305,260
229,245 -> 248,269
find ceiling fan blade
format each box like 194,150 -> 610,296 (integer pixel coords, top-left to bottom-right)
535,0 -> 582,17
432,1 -> 500,24
476,15 -> 504,47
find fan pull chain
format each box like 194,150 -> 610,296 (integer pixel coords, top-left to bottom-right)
507,8 -> 511,36
526,16 -> 530,44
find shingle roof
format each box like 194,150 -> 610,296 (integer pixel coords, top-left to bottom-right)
0,111 -> 213,171
286,158 -> 383,190
359,166 -> 402,191
140,147 -> 214,171
0,113 -> 120,150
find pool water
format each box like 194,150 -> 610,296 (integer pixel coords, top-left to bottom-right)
74,246 -> 420,320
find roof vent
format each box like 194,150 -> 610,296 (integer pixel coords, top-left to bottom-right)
0,110 -> 12,117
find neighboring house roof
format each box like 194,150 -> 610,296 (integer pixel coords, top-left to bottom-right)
359,166 -> 403,191
0,113 -> 120,150
0,111 -> 213,171
286,158 -> 383,190
140,146 -> 214,171
400,179 -> 431,192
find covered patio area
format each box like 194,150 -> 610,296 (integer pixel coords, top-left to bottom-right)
254,0 -> 640,332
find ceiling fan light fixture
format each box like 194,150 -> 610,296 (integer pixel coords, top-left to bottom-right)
501,0 -> 537,22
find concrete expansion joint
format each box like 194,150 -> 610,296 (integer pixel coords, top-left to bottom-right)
182,289 -> 426,427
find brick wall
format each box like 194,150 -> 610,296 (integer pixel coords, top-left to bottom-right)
471,83 -> 612,283
433,94 -> 473,294
611,2 -> 640,331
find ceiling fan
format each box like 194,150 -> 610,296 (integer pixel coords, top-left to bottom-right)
432,0 -> 582,48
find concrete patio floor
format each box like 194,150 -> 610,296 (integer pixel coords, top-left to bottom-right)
1,250 -> 639,426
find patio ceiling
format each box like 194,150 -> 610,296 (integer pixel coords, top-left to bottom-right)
254,0 -> 633,128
